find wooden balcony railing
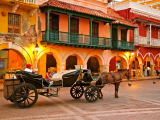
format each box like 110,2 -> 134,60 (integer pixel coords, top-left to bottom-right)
112,39 -> 134,51
41,30 -> 111,49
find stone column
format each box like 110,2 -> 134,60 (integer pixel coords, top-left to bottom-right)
139,64 -> 143,77
150,64 -> 155,76
99,65 -> 106,72
106,64 -> 110,72
83,64 -> 87,69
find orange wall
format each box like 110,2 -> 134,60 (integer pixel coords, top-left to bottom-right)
8,50 -> 22,69
79,17 -> 90,35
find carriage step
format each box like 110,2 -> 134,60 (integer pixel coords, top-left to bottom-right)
46,94 -> 59,97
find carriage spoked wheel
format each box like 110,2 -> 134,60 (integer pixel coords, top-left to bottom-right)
85,85 -> 99,102
70,84 -> 84,99
12,83 -> 38,108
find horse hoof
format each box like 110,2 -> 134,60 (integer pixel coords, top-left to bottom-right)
115,96 -> 119,98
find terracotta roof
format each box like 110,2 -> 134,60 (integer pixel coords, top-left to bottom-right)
131,14 -> 160,24
40,0 -> 137,27
39,0 -> 114,20
107,8 -> 138,27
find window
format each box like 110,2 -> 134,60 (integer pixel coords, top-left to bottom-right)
46,13 -> 59,31
92,22 -> 99,36
8,13 -> 20,34
70,17 -> 79,33
70,17 -> 79,43
121,29 -> 127,41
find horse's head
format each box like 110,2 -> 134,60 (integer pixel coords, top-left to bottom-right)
125,69 -> 130,80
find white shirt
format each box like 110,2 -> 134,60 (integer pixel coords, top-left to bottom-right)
147,67 -> 150,71
24,68 -> 32,73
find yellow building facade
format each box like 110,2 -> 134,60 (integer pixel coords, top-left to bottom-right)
0,0 -> 38,78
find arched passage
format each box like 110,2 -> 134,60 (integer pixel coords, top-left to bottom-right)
109,56 -> 127,72
106,52 -> 128,72
87,57 -> 99,73
37,48 -> 63,77
0,48 -> 27,78
131,56 -> 143,77
65,54 -> 83,70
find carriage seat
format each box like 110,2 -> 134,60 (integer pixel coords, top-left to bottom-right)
50,70 -> 80,81
16,70 -> 43,78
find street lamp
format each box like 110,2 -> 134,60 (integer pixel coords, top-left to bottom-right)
33,43 -> 39,54
35,43 -> 39,52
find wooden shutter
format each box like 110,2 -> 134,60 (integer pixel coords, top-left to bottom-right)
70,17 -> 79,33
121,29 -> 127,41
92,22 -> 99,36
8,13 -> 20,34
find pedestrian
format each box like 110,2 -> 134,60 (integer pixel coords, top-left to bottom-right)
50,67 -> 56,76
45,68 -> 52,82
143,65 -> 145,76
147,66 -> 150,76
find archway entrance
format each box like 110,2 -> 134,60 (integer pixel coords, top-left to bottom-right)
155,57 -> 160,76
109,56 -> 127,72
131,57 -> 140,77
87,57 -> 99,73
144,56 -> 153,76
0,49 -> 26,78
66,56 -> 77,70
38,52 -> 57,77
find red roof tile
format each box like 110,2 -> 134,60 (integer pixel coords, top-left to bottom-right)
107,8 -> 138,27
40,0 -> 114,20
40,0 -> 137,27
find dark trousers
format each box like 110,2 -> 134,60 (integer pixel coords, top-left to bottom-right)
156,70 -> 159,76
42,78 -> 49,86
147,70 -> 150,76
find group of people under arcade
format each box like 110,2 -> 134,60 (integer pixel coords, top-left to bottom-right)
142,65 -> 160,76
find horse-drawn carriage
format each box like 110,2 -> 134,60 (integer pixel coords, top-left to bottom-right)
3,66 -> 100,108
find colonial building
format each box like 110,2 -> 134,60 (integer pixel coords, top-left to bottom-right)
36,0 -> 137,77
0,0 -> 38,78
0,0 -> 138,79
108,0 -> 160,77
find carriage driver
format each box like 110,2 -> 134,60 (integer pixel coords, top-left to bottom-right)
24,64 -> 53,87
25,64 -> 35,73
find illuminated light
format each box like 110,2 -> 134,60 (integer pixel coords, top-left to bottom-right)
131,52 -> 134,56
35,43 -> 39,52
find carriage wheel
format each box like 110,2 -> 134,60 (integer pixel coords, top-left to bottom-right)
85,85 -> 99,102
12,83 -> 38,108
70,84 -> 84,99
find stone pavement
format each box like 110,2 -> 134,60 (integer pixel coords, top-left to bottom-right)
1,79 -> 160,119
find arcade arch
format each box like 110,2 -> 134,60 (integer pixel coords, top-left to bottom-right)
109,56 -> 127,72
0,49 -> 27,78
65,54 -> 83,70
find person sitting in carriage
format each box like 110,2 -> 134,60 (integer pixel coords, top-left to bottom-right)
25,64 -> 53,87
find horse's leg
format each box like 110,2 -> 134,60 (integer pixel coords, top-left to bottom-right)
99,88 -> 103,99
115,82 -> 120,98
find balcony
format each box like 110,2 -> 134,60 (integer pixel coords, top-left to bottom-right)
112,40 -> 134,51
41,30 -> 111,49
135,36 -> 150,46
108,1 -> 160,20
151,38 -> 160,47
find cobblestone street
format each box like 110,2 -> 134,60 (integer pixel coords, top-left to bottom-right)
1,79 -> 160,120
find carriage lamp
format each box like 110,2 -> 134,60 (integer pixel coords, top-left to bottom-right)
153,81 -> 156,84
128,83 -> 132,86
